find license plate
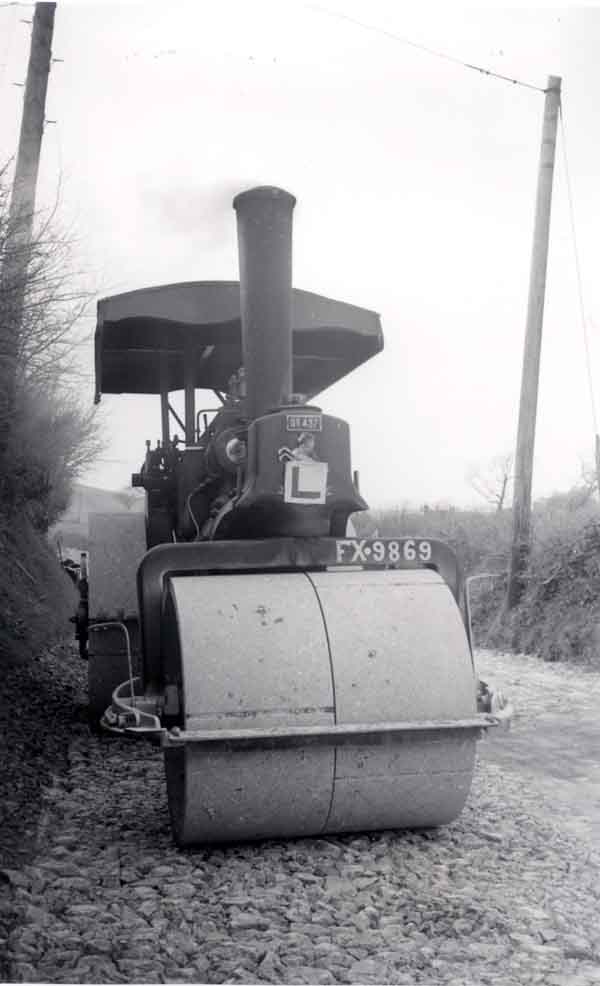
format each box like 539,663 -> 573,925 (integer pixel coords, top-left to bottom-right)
334,538 -> 433,565
286,413 -> 322,432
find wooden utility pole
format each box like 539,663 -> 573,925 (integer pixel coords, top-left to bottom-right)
507,75 -> 562,610
0,2 -> 56,452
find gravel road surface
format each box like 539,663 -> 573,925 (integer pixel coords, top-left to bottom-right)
477,649 -> 600,848
1,644 -> 600,985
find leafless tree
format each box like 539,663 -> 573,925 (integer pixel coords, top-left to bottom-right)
578,441 -> 600,503
1,175 -> 91,389
0,169 -> 103,526
467,452 -> 514,512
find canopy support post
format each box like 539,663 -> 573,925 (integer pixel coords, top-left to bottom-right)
160,353 -> 170,447
184,339 -> 196,444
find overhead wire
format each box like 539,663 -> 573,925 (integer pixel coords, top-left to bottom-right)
558,100 -> 598,437
304,4 -> 599,483
6,4 -> 589,451
302,2 -> 548,93
45,110 -> 64,178
303,3 -> 600,497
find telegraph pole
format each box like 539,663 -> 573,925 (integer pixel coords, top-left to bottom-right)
0,2 -> 56,453
507,75 -> 562,610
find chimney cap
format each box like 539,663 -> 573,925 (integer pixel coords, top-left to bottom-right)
233,185 -> 296,211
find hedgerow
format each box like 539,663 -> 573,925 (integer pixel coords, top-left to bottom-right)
0,171 -> 102,661
355,488 -> 600,666
0,171 -> 102,531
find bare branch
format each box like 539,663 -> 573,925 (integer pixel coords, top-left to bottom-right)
467,453 -> 514,511
0,164 -> 102,527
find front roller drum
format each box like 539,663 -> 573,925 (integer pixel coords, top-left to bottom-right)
162,569 -> 480,845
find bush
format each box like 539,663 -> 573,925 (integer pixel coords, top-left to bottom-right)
0,170 -> 102,664
2,379 -> 102,529
0,170 -> 102,532
353,504 -> 511,574
0,513 -> 77,663
498,507 -> 600,664
357,489 -> 600,666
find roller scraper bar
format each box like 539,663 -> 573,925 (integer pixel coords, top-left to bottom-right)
161,719 -> 495,749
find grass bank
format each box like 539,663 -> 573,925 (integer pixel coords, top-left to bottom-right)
355,495 -> 600,666
0,514 -> 77,665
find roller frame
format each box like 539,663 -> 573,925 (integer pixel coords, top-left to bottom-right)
107,535 -> 486,738
100,537 -> 507,844
137,535 -> 469,691
102,536 -> 496,746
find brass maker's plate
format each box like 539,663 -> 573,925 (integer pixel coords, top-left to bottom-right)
286,413 -> 322,432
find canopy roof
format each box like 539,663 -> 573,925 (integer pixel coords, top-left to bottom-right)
95,281 -> 383,402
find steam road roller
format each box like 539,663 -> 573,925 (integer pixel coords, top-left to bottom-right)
81,186 -> 508,845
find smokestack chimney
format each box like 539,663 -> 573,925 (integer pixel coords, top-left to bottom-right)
233,186 -> 296,420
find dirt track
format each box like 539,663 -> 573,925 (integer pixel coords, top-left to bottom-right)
476,649 -> 600,847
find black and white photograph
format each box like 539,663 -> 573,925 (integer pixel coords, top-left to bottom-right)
1,2 -> 599,984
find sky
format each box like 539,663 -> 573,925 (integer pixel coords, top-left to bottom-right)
1,0 -> 600,509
